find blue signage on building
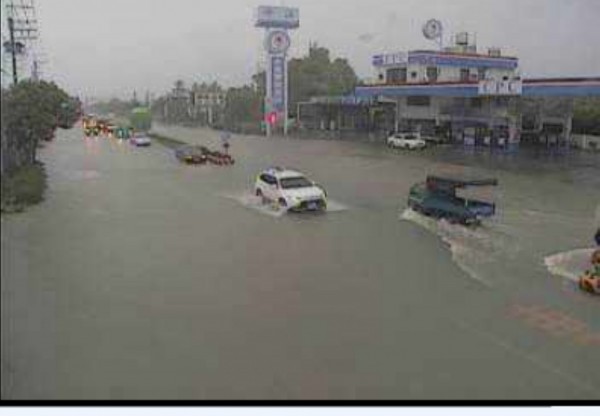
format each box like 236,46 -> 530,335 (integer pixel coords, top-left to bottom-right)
372,52 -> 407,67
408,52 -> 518,69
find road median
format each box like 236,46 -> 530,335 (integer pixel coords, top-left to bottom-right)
148,132 -> 187,149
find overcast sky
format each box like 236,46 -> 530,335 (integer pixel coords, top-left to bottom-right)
24,0 -> 600,98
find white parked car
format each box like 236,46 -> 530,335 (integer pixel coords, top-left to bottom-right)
254,167 -> 327,212
387,132 -> 426,150
131,133 -> 151,147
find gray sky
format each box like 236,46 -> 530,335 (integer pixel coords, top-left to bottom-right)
30,0 -> 600,98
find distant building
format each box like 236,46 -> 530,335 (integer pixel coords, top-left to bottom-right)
298,32 -> 600,148
191,91 -> 226,126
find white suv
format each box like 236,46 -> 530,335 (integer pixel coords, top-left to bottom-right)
387,132 -> 426,150
254,167 -> 327,211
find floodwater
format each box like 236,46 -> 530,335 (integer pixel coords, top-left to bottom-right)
1,124 -> 599,399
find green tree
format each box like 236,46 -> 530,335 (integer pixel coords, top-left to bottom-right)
223,85 -> 262,131
254,44 -> 359,117
89,97 -> 135,118
57,96 -> 81,128
2,80 -> 75,168
573,97 -> 600,135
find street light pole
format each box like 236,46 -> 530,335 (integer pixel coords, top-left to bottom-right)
283,56 -> 288,136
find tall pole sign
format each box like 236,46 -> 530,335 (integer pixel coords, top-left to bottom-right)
255,6 -> 299,137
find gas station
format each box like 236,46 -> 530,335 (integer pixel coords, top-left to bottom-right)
296,19 -> 600,148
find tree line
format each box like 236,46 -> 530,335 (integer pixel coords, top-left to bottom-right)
148,44 -> 358,133
1,80 -> 80,211
573,97 -> 600,136
1,80 -> 80,175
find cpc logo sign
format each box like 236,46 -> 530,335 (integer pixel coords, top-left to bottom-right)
478,80 -> 522,96
265,30 -> 291,54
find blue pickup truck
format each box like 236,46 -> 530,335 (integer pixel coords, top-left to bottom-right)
408,175 -> 498,226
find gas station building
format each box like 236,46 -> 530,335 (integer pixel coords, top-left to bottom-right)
297,33 -> 600,148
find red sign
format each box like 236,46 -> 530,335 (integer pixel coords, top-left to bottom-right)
265,112 -> 278,125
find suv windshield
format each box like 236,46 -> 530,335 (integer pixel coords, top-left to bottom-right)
279,176 -> 313,189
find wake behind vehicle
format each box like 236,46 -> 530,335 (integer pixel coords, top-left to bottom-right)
387,131 -> 427,150
408,175 -> 498,226
254,167 -> 327,212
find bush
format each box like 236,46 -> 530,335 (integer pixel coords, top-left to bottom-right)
1,162 -> 47,213
573,97 -> 600,136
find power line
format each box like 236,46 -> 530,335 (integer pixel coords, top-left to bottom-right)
3,0 -> 42,84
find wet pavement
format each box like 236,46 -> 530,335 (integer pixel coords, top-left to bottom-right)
1,124 -> 598,399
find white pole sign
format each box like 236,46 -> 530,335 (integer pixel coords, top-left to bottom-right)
256,6 -> 298,136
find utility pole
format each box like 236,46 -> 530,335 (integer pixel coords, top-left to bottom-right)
32,58 -> 39,80
4,1 -> 40,84
7,17 -> 18,85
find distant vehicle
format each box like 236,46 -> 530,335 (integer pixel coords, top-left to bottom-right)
82,116 -> 99,136
203,147 -> 234,165
254,167 -> 327,212
84,126 -> 100,137
102,123 -> 116,136
114,126 -> 133,139
387,132 -> 427,149
174,144 -> 234,165
130,133 -> 151,147
175,145 -> 207,164
97,119 -> 111,135
408,175 -> 498,226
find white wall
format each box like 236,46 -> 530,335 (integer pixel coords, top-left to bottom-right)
571,134 -> 600,150
375,62 -> 518,84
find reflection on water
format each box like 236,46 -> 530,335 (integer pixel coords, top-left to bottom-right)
222,191 -> 350,218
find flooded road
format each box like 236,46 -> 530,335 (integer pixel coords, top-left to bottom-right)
2,124 -> 599,399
